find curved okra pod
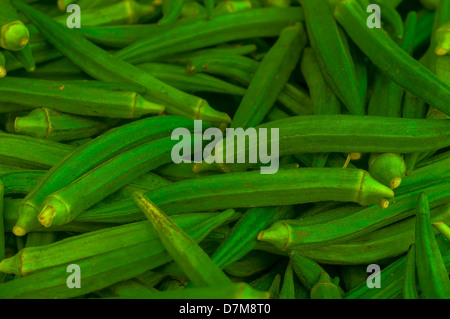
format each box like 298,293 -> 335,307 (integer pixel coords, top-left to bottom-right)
403,244 -> 419,299
415,192 -> 450,299
334,0 -> 450,116
0,77 -> 163,119
231,23 -> 307,129
37,137 -> 180,228
368,153 -> 406,189
131,191 -> 232,287
11,108 -> 112,141
14,1 -> 231,124
112,7 -> 304,64
78,168 -> 394,225
300,0 -> 364,115
257,181 -> 449,251
13,116 -> 200,236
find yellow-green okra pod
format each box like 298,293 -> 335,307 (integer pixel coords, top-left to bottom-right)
231,23 -> 307,129
0,0 -> 29,52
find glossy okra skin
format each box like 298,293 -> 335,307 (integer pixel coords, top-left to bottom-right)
0,77 -> 163,119
113,7 -> 304,64
14,1 -> 231,124
334,0 -> 450,116
231,23 -> 307,129
0,0 -> 30,52
14,116 -> 200,236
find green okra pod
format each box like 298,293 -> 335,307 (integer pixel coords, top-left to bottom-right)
159,0 -> 185,25
0,211 -> 235,298
37,137 -> 181,228
0,77 -> 163,119
113,7 -> 304,64
0,180 -> 4,261
0,0 -> 29,51
0,50 -> 6,78
278,262 -> 295,299
78,168 -> 395,225
211,205 -> 295,269
9,42 -> 35,72
14,1 -> 231,124
403,244 -> 419,299
131,190 -> 232,287
224,251 -> 281,278
301,0 -> 364,115
432,222 -> 450,241
10,108 -> 112,141
0,132 -> 75,170
257,181 -> 449,251
334,0 -> 450,116
368,153 -> 406,189
0,170 -> 46,195
415,192 -> 450,299
231,23 -> 307,129
14,116 -> 200,236
198,115 -> 450,173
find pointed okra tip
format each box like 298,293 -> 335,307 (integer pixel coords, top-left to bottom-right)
256,222 -> 289,251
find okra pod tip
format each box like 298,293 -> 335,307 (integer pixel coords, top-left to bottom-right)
1,20 -> 30,51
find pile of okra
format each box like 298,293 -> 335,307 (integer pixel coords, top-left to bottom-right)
0,0 -> 448,300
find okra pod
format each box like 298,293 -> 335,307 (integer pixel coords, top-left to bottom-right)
415,192 -> 450,299
159,0 -> 184,25
113,7 -> 304,64
403,244 -> 419,299
223,251 -> 282,278
14,116 -> 200,236
231,23 -> 307,128
257,181 -> 449,251
334,0 -> 450,116
131,191 -> 233,287
301,0 -> 364,115
0,77 -> 163,119
0,181 -> 4,260
0,0 -> 29,51
11,107 -> 112,141
37,137 -> 182,228
368,153 -> 406,189
14,1 -> 231,124
278,262 -> 295,299
432,222 -> 450,241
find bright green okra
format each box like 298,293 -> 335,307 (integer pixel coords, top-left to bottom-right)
368,153 -> 406,189
0,0 -> 30,51
13,116 -> 200,236
433,222 -> 450,241
14,1 -> 231,124
0,77 -> 163,119
334,0 -> 450,116
231,23 -> 306,129
403,244 -> 419,299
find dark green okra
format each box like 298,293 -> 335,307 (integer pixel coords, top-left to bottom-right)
403,244 -> 419,299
